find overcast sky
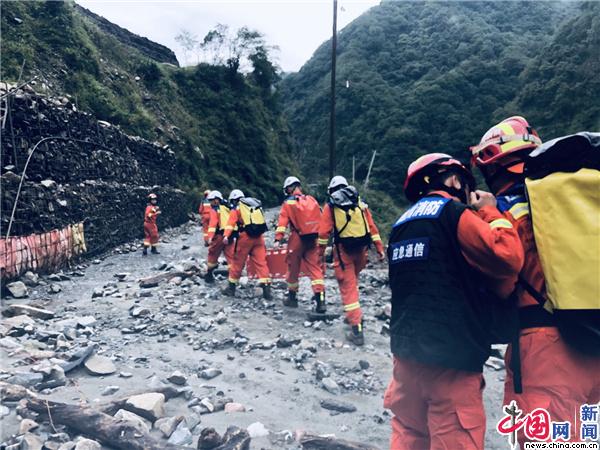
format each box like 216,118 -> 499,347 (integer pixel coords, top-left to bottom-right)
76,0 -> 380,72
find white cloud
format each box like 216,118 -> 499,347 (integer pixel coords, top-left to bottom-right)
76,0 -> 380,72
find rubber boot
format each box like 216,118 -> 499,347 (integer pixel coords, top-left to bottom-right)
142,246 -> 148,256
283,291 -> 298,308
346,322 -> 365,346
151,246 -> 160,255
313,292 -> 327,314
222,282 -> 236,297
204,268 -> 215,284
262,284 -> 273,301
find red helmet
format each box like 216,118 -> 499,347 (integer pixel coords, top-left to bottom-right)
404,153 -> 474,203
470,116 -> 542,173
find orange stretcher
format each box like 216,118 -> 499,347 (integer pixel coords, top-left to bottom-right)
247,246 -> 310,279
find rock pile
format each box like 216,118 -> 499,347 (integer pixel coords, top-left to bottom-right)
0,84 -> 192,258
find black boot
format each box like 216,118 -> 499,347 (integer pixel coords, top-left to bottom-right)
151,246 -> 160,254
346,322 -> 364,346
205,269 -> 215,284
283,291 -> 298,307
142,246 -> 148,256
313,292 -> 327,314
222,282 -> 236,297
262,284 -> 272,300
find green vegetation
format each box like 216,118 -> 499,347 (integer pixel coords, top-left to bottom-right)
1,1 -> 295,204
281,1 -> 600,229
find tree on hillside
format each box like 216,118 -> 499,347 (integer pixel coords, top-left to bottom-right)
174,29 -> 198,65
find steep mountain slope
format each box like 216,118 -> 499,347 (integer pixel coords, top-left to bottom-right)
1,1 -> 295,203
281,1 -> 577,201
501,1 -> 600,137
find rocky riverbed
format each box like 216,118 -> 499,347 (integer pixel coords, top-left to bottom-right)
0,218 -> 509,449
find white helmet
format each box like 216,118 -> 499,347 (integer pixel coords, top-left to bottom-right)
328,175 -> 348,193
228,189 -> 244,201
206,190 -> 223,201
283,176 -> 301,192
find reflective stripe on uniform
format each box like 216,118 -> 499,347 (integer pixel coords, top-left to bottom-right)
371,234 -> 382,242
318,238 -> 329,245
228,277 -> 239,284
344,302 -> 361,312
208,227 -> 216,232
311,279 -> 324,286
489,218 -> 513,229
286,200 -> 297,205
207,262 -> 218,269
258,278 -> 271,284
276,226 -> 287,233
508,202 -> 530,220
287,282 -> 299,291
225,225 -> 234,231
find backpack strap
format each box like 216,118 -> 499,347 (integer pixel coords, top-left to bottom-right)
330,204 -> 346,270
518,275 -> 547,307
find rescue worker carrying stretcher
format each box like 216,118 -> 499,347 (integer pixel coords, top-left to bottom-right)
471,117 -> 600,445
143,193 -> 161,256
274,176 -> 325,312
199,189 -> 212,242
222,192 -> 272,300
384,154 -> 524,450
204,190 -> 234,283
318,176 -> 385,346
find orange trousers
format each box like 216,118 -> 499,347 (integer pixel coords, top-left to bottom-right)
384,356 -> 486,450
504,327 -> 600,444
143,222 -> 159,246
286,232 -> 324,294
228,232 -> 271,285
333,245 -> 368,326
207,234 -> 234,269
201,217 -> 210,241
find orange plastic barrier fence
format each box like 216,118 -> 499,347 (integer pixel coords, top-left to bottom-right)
0,223 -> 86,280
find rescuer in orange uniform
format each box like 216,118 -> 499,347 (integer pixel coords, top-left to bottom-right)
318,176 -> 385,345
274,176 -> 325,311
204,190 -> 234,283
143,193 -> 161,256
471,117 -> 600,445
384,154 -> 524,450
199,189 -> 212,242
221,193 -> 272,300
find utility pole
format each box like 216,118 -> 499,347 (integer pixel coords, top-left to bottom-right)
329,0 -> 338,180
363,150 -> 377,191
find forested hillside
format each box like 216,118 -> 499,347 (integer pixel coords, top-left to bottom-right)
281,1 -> 597,207
502,1 -> 600,137
1,1 -> 295,203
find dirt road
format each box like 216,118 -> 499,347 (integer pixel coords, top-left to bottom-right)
0,217 -> 509,449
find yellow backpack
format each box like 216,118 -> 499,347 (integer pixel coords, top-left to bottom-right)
329,186 -> 371,250
524,132 -> 600,356
238,198 -> 268,237
218,204 -> 230,231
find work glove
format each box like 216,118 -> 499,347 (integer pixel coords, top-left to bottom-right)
377,250 -> 386,261
204,240 -> 210,247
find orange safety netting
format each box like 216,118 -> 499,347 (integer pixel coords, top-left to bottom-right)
0,223 -> 86,280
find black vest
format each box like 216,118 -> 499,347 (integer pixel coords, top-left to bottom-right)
388,196 -> 492,372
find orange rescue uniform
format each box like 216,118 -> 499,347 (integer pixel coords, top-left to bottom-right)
224,208 -> 271,286
199,199 -> 212,241
384,191 -> 525,450
499,198 -> 600,444
143,205 -> 160,246
318,202 -> 384,326
206,205 -> 234,270
275,194 -> 324,294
